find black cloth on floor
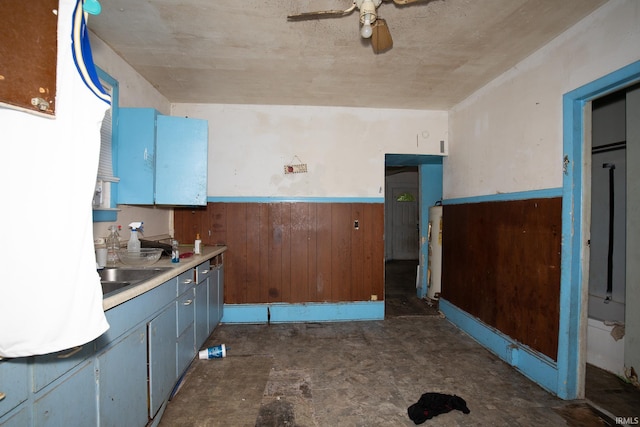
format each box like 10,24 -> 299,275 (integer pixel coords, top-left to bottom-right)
407,392 -> 470,424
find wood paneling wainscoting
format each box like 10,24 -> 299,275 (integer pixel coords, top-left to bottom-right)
174,202 -> 384,304
441,198 -> 562,361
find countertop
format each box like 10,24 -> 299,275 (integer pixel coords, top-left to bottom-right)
102,245 -> 227,311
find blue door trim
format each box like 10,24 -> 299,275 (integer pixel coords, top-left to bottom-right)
559,60 -> 640,399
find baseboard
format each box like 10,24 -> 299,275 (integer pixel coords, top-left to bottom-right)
221,301 -> 385,324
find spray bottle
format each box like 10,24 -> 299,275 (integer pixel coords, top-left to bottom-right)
128,222 -> 143,252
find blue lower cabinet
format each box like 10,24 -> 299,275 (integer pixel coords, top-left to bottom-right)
97,326 -> 148,427
195,280 -> 209,349
33,360 -> 97,427
0,405 -> 30,427
0,253 -> 225,427
0,358 -> 29,420
177,323 -> 195,378
217,263 -> 224,324
176,288 -> 196,377
32,344 -> 95,392
148,304 -> 177,418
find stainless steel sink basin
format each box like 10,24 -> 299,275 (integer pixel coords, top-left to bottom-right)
99,267 -> 173,296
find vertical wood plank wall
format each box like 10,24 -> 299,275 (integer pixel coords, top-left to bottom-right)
441,198 -> 562,360
174,202 -> 385,304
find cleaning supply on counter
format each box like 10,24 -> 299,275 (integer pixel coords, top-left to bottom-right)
95,239 -> 107,268
194,233 -> 202,255
199,344 -> 226,359
171,239 -> 180,263
128,222 -> 143,252
106,225 -> 121,266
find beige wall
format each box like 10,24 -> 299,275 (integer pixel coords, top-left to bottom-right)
171,103 -> 447,198
446,0 -> 640,199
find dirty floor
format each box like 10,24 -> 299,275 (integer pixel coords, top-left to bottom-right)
159,261 -> 635,426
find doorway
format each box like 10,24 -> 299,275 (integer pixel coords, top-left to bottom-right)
385,166 -> 419,261
585,86 -> 640,417
384,166 -> 423,317
383,155 -> 443,317
562,60 -> 640,401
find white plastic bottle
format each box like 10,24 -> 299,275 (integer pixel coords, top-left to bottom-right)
106,225 -> 120,266
194,233 -> 202,255
128,222 -> 142,252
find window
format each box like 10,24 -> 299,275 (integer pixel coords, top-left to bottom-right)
93,68 -> 119,222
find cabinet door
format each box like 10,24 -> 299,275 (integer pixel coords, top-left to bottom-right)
195,280 -> 208,349
217,263 -> 225,323
0,405 -> 30,427
208,267 -> 220,333
33,360 -> 97,427
0,358 -> 29,419
176,324 -> 195,378
176,289 -> 196,377
97,326 -> 148,427
148,304 -> 177,418
155,115 -> 208,206
117,108 -> 157,204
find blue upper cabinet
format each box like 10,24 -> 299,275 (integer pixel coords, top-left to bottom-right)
118,108 -> 157,204
156,115 -> 208,205
117,108 -> 208,206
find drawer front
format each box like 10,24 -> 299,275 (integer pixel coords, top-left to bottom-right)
98,277 -> 176,350
177,269 -> 195,297
32,344 -> 95,392
195,260 -> 211,284
176,289 -> 195,338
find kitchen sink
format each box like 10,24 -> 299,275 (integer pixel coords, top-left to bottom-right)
99,267 -> 173,296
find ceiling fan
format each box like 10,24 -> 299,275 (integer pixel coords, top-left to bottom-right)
287,0 -> 424,54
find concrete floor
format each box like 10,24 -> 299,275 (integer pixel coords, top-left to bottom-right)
159,262 -> 628,426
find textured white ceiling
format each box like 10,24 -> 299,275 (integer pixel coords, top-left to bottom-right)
88,0 -> 608,110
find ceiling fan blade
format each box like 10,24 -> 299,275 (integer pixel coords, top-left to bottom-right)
371,19 -> 393,54
287,3 -> 357,21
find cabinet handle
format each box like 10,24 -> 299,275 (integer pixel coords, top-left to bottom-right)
201,269 -> 210,274
183,279 -> 193,284
0,392 -> 5,402
57,346 -> 83,359
183,299 -> 193,306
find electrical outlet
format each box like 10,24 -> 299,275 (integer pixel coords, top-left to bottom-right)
371,294 -> 378,301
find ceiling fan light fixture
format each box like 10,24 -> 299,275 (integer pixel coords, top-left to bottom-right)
361,15 -> 373,38
358,0 -> 379,39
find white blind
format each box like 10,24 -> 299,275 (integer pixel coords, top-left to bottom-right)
97,81 -> 114,178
